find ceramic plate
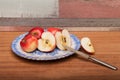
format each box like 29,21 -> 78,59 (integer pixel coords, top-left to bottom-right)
11,33 -> 81,60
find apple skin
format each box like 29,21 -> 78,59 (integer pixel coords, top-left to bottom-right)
81,37 -> 95,54
47,27 -> 62,35
20,34 -> 38,52
29,27 -> 44,39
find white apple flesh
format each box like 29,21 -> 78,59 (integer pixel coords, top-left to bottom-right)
81,37 -> 95,54
38,32 -> 56,52
55,29 -> 71,50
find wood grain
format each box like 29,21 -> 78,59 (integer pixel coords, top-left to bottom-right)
0,31 -> 120,80
1,18 -> 120,28
1,26 -> 120,32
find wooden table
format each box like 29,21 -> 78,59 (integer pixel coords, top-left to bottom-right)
0,27 -> 120,80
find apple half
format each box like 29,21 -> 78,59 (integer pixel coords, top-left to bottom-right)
81,37 -> 95,54
38,32 -> 56,52
55,29 -> 71,50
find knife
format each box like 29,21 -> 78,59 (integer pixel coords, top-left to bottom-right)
63,45 -> 118,71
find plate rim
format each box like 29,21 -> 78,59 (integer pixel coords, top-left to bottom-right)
11,33 -> 81,61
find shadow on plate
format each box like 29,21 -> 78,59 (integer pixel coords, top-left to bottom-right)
11,47 -> 90,65
11,50 -> 78,64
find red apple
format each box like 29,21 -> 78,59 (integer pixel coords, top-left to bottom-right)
47,27 -> 61,35
20,34 -> 38,52
29,27 -> 44,39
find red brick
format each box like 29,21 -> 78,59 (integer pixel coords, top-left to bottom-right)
59,0 -> 120,18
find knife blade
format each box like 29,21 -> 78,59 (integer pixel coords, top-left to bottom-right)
63,45 -> 118,71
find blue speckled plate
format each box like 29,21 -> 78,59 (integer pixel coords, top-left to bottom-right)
11,33 -> 81,60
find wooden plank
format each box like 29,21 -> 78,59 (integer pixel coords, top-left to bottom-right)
0,26 -> 120,31
0,18 -> 120,27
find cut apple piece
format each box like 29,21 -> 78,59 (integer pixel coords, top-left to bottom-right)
81,37 -> 95,54
38,32 -> 56,52
55,29 -> 71,50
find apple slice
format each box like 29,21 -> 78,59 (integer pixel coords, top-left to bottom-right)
38,32 -> 56,52
29,27 -> 44,39
81,37 -> 95,54
55,29 -> 71,50
20,34 -> 38,52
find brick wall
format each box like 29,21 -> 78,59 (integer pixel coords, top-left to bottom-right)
59,0 -> 120,18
